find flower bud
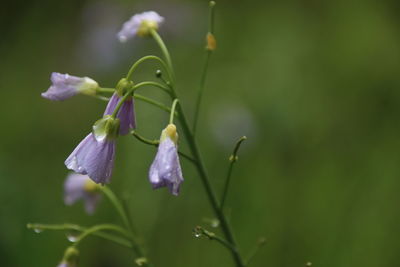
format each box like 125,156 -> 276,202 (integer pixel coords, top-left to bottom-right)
206,33 -> 217,51
116,78 -> 133,96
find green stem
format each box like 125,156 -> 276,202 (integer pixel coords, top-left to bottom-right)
27,223 -> 132,248
100,186 -> 149,264
169,99 -> 179,124
131,130 -> 196,164
193,51 -> 211,135
75,224 -> 130,245
193,1 -> 216,135
220,136 -> 247,210
134,93 -> 173,114
151,31 -> 245,267
126,55 -> 170,81
150,30 -> 175,85
131,131 -> 160,146
195,226 -> 238,254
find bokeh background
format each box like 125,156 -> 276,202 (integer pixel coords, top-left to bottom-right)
1,0 -> 400,266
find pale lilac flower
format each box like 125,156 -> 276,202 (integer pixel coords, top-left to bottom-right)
65,116 -> 119,184
64,173 -> 101,214
117,11 -> 164,42
104,92 -> 136,135
42,72 -> 98,101
149,124 -> 184,195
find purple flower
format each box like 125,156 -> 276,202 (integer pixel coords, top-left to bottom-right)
65,116 -> 119,184
64,173 -> 101,214
42,72 -> 98,101
149,124 -> 184,195
104,92 -> 136,135
117,11 -> 164,42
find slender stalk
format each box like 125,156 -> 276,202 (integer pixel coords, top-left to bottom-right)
126,55 -> 170,81
150,30 -> 175,85
245,238 -> 266,266
131,131 -> 159,146
193,51 -> 211,135
169,99 -> 179,124
131,130 -> 196,164
220,136 -> 247,209
134,93 -> 172,114
194,226 -> 237,254
100,186 -> 150,265
27,223 -> 132,248
193,1 -> 216,135
75,224 -> 131,245
101,186 -> 131,229
151,30 -> 245,267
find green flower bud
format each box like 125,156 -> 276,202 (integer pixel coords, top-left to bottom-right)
116,78 -> 134,96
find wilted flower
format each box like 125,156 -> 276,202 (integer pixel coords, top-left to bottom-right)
58,246 -> 79,267
104,92 -> 136,135
117,11 -> 164,42
64,173 -> 101,214
42,72 -> 98,101
149,124 -> 184,195
65,116 -> 119,184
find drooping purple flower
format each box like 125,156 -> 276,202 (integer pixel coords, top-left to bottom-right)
117,11 -> 164,42
64,173 -> 101,214
104,92 -> 136,135
149,124 -> 184,195
65,116 -> 119,184
42,72 -> 98,101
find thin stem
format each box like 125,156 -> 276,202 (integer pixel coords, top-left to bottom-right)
193,51 -> 211,135
194,226 -> 237,254
131,131 -> 160,146
75,224 -> 131,245
150,29 -> 175,85
193,1 -> 217,134
151,31 -> 245,267
100,186 -> 131,229
169,99 -> 179,124
245,238 -> 266,266
27,223 -> 132,248
220,136 -> 247,209
131,130 -> 196,164
100,186 -> 148,263
126,55 -> 170,81
134,93 -> 173,114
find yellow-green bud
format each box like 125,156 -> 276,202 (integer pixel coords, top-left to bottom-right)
116,78 -> 133,96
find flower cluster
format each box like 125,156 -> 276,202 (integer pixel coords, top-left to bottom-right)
42,10 -> 183,206
39,10 -> 190,267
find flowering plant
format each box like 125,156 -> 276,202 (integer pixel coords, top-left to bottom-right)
29,2 -> 263,266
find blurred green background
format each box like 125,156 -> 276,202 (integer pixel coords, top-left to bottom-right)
1,0 -> 400,266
